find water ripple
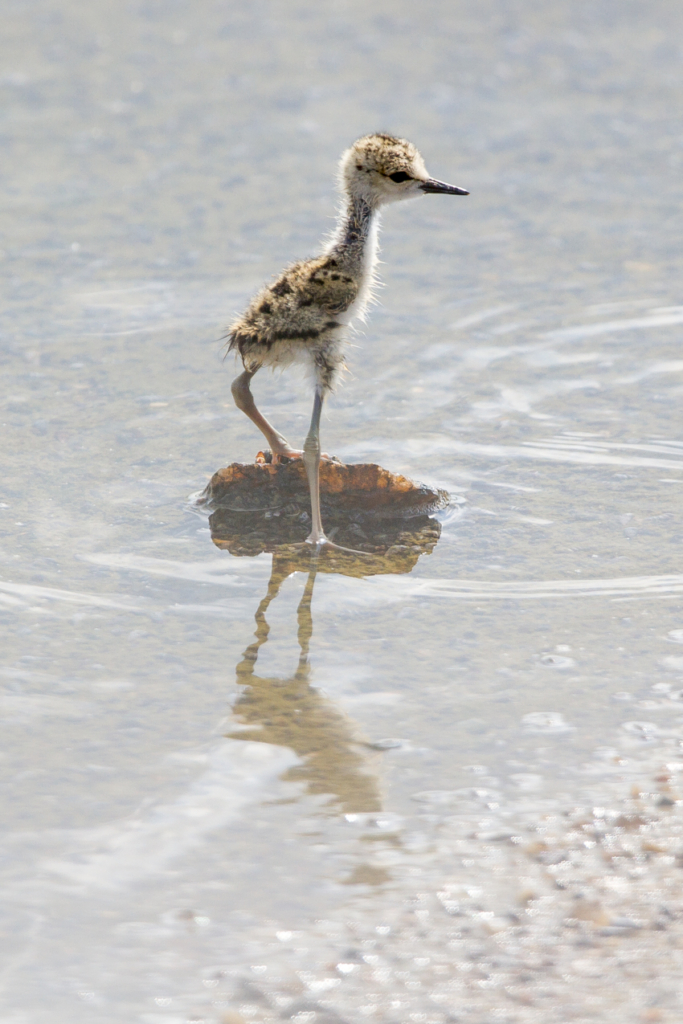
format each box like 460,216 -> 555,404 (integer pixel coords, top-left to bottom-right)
369,572 -> 683,602
544,309 -> 683,342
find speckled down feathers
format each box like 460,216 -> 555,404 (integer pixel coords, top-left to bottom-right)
341,133 -> 426,182
227,254 -> 359,387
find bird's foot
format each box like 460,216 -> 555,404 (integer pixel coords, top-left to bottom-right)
255,448 -> 301,465
303,533 -> 373,558
255,449 -> 340,466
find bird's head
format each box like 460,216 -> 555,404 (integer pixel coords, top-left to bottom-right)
339,133 -> 469,208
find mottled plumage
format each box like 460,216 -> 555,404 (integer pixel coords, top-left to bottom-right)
228,254 -> 358,390
226,133 -> 468,546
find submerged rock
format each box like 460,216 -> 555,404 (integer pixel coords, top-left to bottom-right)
194,457 -> 450,575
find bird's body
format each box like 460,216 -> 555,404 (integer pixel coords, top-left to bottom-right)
226,133 -> 468,547
228,253 -> 359,391
228,177 -> 380,390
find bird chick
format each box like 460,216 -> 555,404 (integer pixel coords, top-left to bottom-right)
227,133 -> 468,547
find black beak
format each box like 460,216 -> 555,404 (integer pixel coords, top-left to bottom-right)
419,178 -> 469,196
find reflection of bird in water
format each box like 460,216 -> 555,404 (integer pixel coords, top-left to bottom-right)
231,559 -> 381,813
226,133 -> 468,548
215,509 -> 442,813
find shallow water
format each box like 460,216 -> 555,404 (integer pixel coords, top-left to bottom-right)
2,0 -> 683,1021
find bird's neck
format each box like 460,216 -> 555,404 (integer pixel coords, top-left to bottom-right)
326,194 -> 380,275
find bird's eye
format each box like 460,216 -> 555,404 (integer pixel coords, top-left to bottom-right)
389,171 -> 411,183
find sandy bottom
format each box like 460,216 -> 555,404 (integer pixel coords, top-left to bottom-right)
147,738 -> 683,1024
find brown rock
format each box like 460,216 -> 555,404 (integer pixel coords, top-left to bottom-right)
197,459 -> 450,517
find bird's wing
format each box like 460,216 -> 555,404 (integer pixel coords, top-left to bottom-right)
226,258 -> 359,366
304,259 -> 359,315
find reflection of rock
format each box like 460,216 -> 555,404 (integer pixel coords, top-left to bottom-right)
207,459 -> 446,812
210,509 -> 441,577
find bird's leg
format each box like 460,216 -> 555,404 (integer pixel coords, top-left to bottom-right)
231,368 -> 303,461
301,386 -> 372,556
303,384 -> 326,545
294,566 -> 317,679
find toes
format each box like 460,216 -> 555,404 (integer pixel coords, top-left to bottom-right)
272,451 -> 304,466
255,449 -> 341,466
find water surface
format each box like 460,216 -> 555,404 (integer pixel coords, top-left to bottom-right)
2,0 -> 683,1021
